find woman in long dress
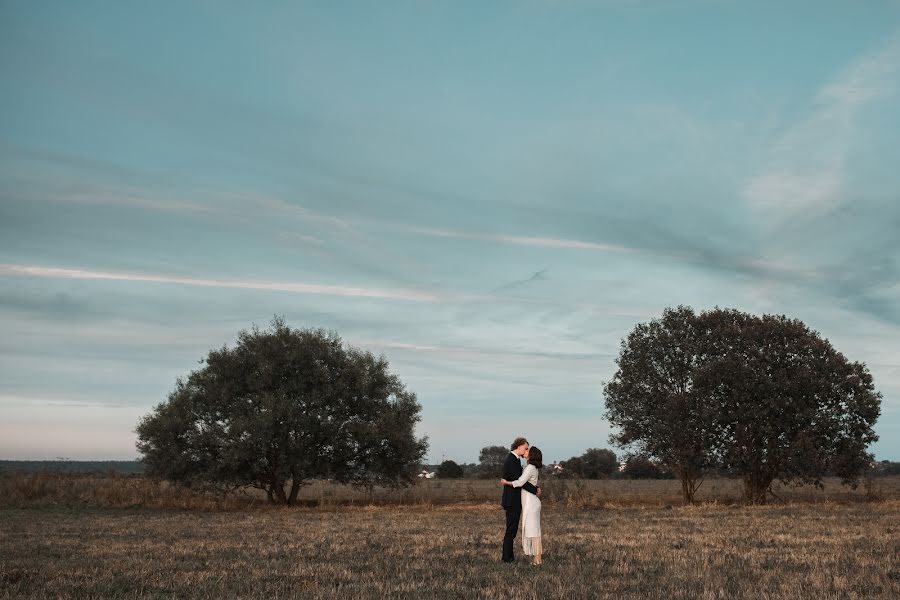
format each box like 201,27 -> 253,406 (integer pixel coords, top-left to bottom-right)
501,446 -> 543,565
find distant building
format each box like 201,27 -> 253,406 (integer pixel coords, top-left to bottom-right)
418,470 -> 435,479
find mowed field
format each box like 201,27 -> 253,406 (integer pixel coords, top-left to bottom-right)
1,476 -> 899,599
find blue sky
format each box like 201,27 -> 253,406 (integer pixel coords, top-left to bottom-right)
2,1 -> 899,463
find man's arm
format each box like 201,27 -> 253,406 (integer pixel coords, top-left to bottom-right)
521,481 -> 539,495
505,465 -> 539,496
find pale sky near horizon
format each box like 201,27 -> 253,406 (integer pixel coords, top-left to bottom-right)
2,1 -> 900,463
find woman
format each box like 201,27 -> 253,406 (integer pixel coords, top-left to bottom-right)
501,446 -> 543,565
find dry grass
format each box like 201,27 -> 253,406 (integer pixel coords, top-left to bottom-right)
3,474 -> 898,597
1,501 -> 898,599
3,472 -> 899,510
0,472 -> 263,511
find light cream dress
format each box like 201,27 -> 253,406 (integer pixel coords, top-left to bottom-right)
510,463 -> 542,555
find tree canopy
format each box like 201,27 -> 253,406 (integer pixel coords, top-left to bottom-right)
697,309 -> 881,503
604,307 -> 881,504
478,445 -> 509,479
562,448 -> 618,479
621,455 -> 671,480
136,317 -> 428,505
436,460 -> 464,479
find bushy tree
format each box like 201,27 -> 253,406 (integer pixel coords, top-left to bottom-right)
436,460 -> 464,479
562,448 -> 618,479
604,307 -> 881,504
478,445 -> 509,479
697,310 -> 881,504
136,317 -> 428,505
621,455 -> 668,479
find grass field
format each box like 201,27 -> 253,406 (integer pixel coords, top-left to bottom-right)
2,502 -> 898,599
1,476 -> 899,599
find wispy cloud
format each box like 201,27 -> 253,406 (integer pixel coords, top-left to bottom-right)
0,264 -> 442,302
276,231 -> 325,246
47,183 -> 353,231
219,192 -> 352,230
363,338 -> 606,362
406,226 -> 640,253
744,34 -> 900,219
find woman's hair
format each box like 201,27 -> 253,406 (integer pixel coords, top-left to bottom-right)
527,447 -> 543,469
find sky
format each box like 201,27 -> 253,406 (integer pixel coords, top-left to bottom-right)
1,1 -> 900,464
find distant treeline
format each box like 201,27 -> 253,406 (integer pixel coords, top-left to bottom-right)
874,460 -> 900,476
3,459 -> 897,479
0,461 -> 144,475
424,456 -> 900,480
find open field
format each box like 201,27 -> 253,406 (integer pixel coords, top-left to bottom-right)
2,476 -> 899,598
2,501 -> 899,599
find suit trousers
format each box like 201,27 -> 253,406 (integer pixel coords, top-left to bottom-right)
502,504 -> 521,562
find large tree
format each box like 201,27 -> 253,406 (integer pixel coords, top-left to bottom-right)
604,307 -> 881,505
136,317 -> 428,505
697,311 -> 881,504
604,306 -> 720,503
478,445 -> 509,479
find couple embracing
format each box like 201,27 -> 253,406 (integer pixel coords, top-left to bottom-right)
499,436 -> 544,566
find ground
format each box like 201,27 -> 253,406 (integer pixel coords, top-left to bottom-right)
2,500 -> 898,599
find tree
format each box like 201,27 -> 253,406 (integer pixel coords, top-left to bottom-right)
604,306 -> 720,503
605,306 -> 882,505
873,460 -> 900,477
562,448 -> 618,479
436,460 -> 463,479
460,463 -> 480,478
478,445 -> 509,479
584,448 -> 619,478
136,317 -> 428,505
581,448 -> 618,479
697,311 -> 881,504
621,455 -> 668,479
559,456 -> 583,479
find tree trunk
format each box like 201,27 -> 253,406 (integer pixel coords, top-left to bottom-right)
674,465 -> 703,504
274,480 -> 288,504
743,473 -> 774,505
266,485 -> 276,504
681,476 -> 692,504
287,479 -> 301,506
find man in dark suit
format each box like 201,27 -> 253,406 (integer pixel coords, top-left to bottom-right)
501,436 -> 539,563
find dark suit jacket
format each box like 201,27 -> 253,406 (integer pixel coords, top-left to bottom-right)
500,452 -> 539,508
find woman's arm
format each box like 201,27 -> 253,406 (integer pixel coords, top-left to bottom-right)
501,477 -> 539,496
507,465 -> 535,488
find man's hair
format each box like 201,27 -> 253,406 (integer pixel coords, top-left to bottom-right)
510,437 -> 528,451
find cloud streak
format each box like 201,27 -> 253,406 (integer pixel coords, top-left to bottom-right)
0,264 -> 442,302
407,226 -> 640,253
46,183 -> 353,232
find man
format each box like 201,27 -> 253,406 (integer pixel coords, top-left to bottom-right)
501,436 -> 539,563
